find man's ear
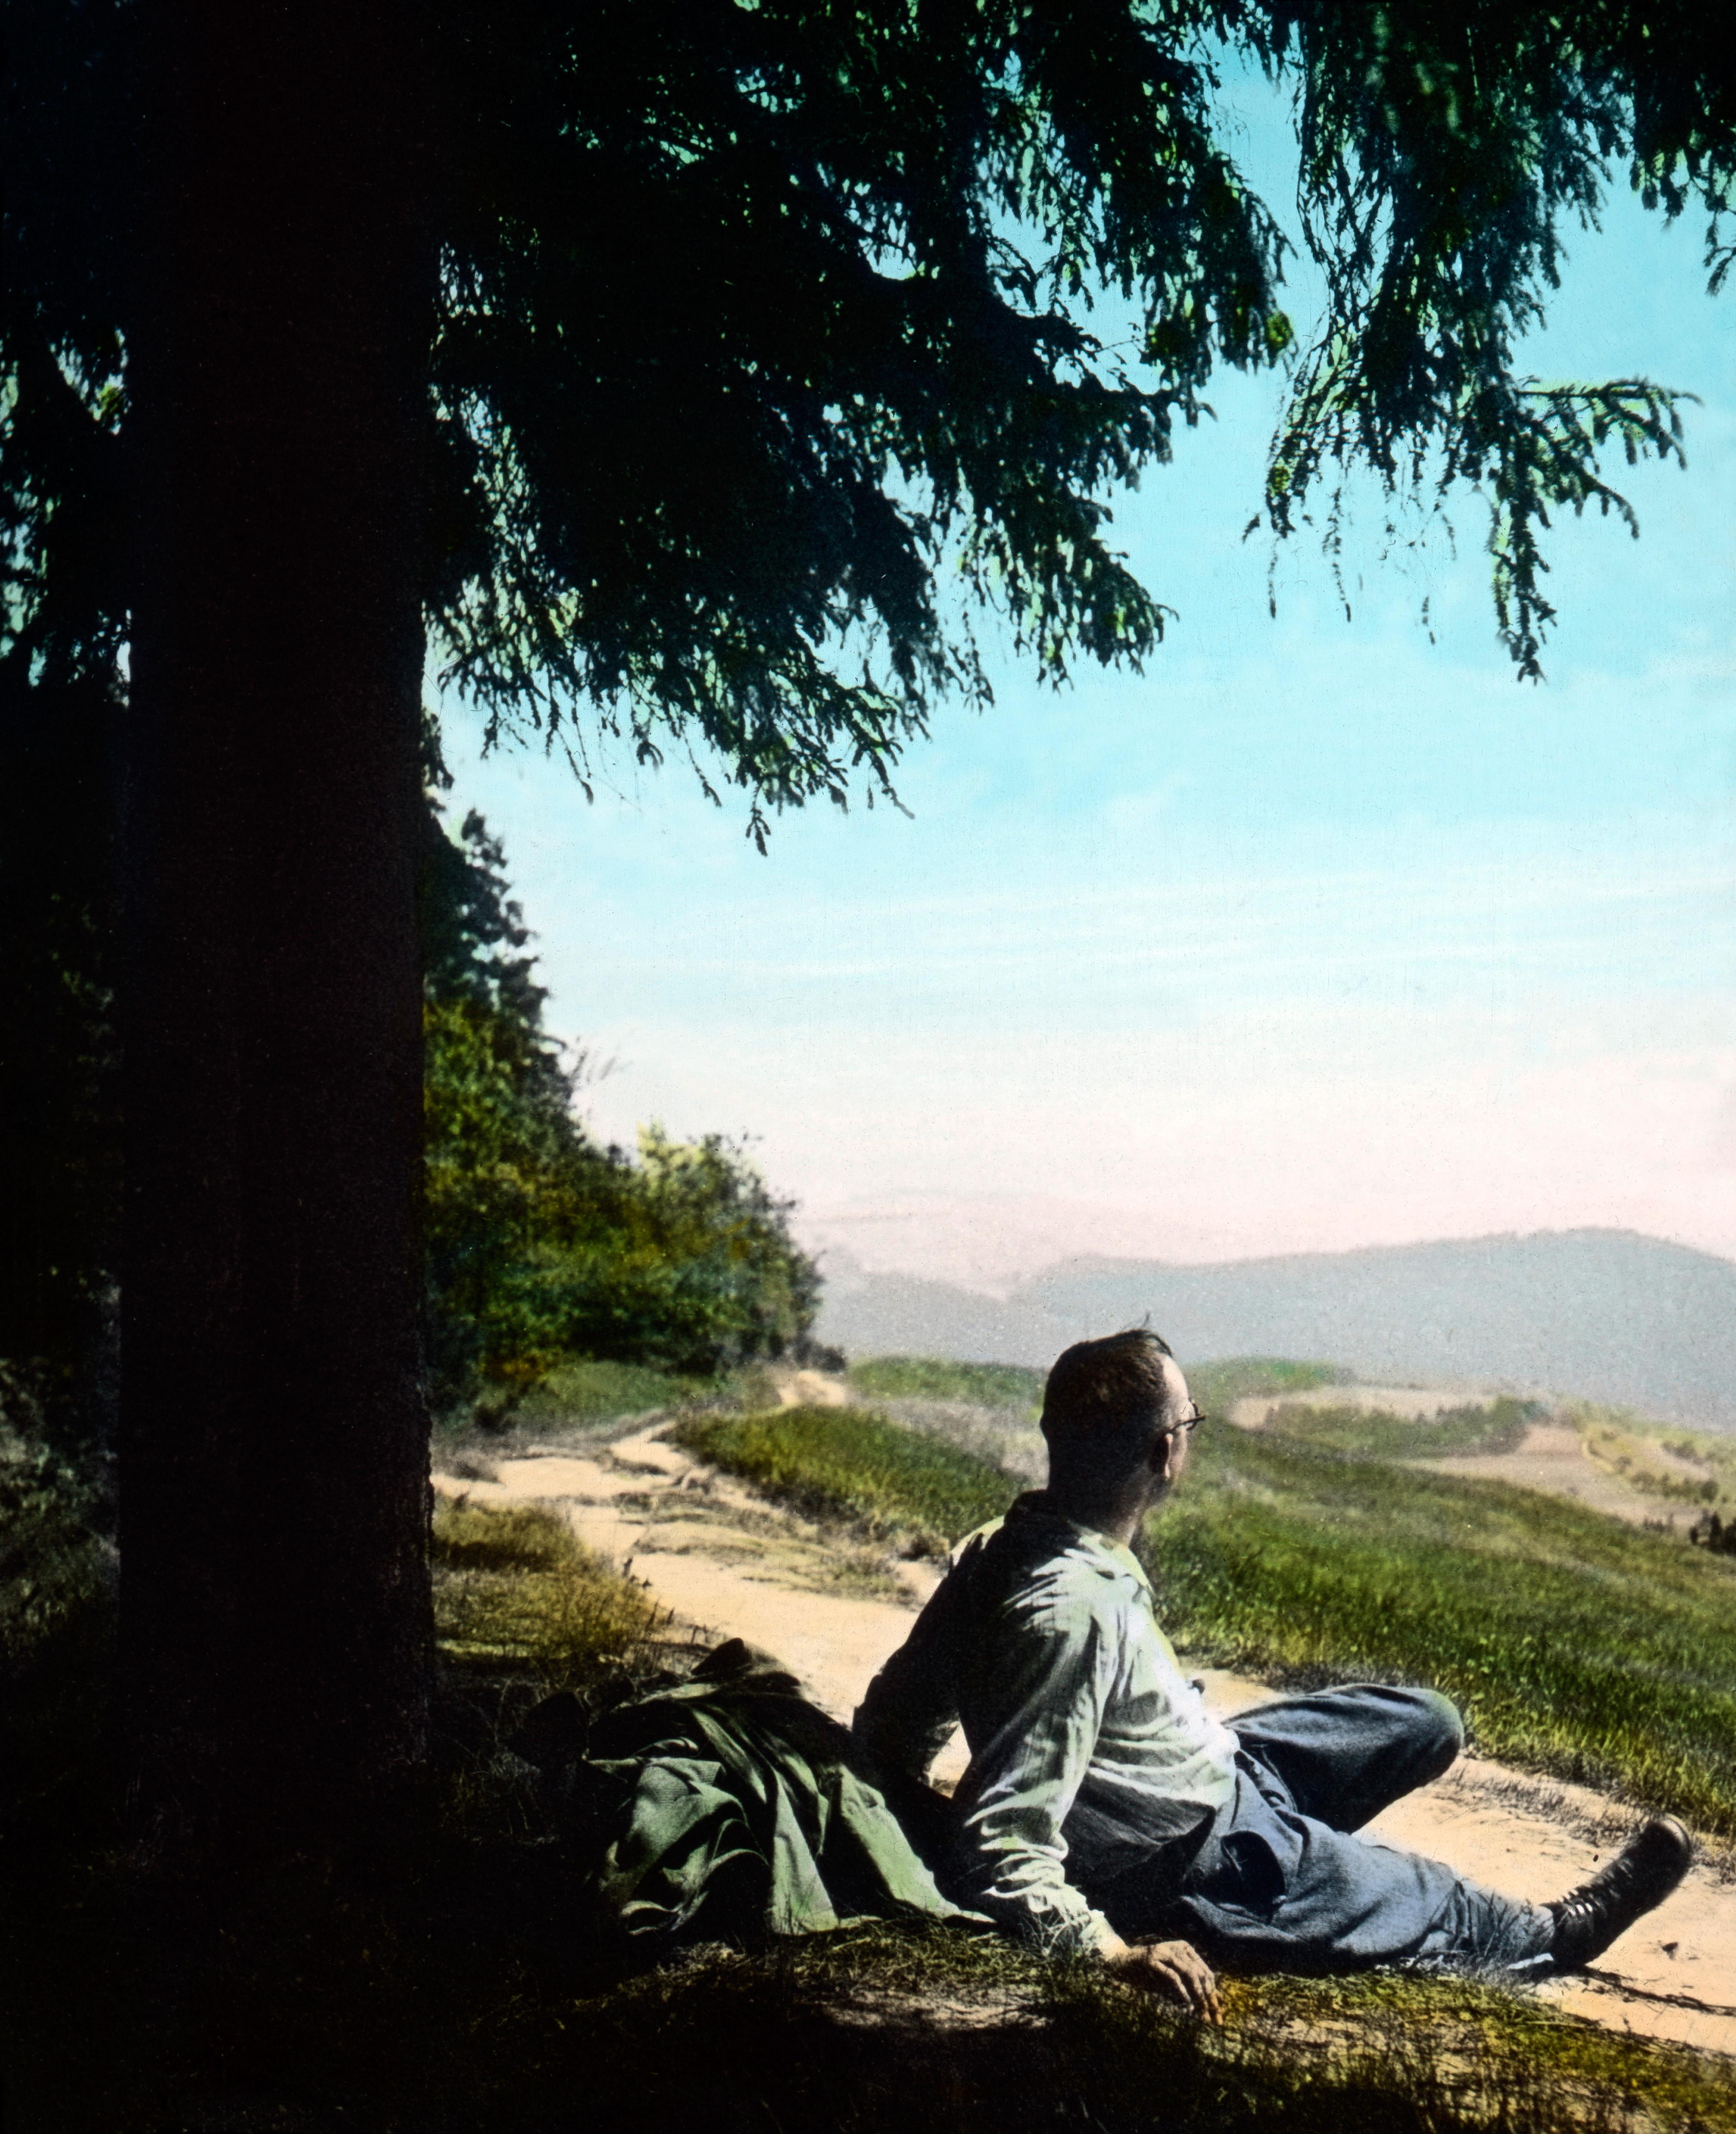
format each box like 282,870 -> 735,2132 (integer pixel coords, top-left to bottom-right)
1150,1428 -> 1181,1484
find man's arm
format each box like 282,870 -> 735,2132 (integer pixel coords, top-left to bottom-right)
853,1561 -> 966,1783
954,1586 -> 1218,2015
947,1588 -> 1121,1956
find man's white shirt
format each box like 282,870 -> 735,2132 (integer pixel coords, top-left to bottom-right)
853,1492 -> 1239,1955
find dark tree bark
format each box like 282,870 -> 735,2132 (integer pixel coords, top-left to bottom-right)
123,4 -> 432,1843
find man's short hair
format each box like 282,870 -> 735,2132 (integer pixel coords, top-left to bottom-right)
1040,1328 -> 1176,1448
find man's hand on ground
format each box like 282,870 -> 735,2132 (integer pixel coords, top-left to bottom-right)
1102,1934 -> 1220,2020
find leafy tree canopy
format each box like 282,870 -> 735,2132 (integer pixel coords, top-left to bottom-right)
6,3 -> 1733,839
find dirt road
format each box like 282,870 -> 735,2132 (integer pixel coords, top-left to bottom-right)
434,1418 -> 1736,2059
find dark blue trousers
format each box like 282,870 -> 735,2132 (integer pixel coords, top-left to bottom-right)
1093,1685 -> 1554,1974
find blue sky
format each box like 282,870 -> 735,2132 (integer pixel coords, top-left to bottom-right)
438,87 -> 1736,1293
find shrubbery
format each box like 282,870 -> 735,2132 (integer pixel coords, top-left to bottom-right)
0,1364 -> 113,1829
1259,1396 -> 1541,1461
421,802 -> 821,1427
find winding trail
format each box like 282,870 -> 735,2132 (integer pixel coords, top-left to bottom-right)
434,1404 -> 1736,2060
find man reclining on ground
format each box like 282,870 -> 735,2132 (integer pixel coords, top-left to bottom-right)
852,1330 -> 1692,2016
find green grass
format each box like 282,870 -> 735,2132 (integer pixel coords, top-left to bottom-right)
669,1404 -> 1022,1555
1151,1424 -> 1736,1832
13,1874 -> 1736,2133
1261,1396 -> 1540,1461
847,1354 -> 1045,1408
432,1494 -> 670,1689
1188,1356 -> 1349,1412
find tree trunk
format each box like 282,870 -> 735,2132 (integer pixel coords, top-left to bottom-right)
123,3 -> 431,1845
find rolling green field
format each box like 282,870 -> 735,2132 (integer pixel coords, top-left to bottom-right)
1152,1425 -> 1736,1832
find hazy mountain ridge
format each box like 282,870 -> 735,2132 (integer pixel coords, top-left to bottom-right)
813,1228 -> 1736,1432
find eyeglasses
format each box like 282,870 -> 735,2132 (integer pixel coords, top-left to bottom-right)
1170,1405 -> 1206,1436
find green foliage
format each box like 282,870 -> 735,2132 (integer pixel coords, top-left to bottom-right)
846,1355 -> 1045,1409
1261,1396 -> 1542,1460
1186,1357 -> 1348,1414
426,0 -> 1292,832
421,973 -> 585,1420
0,671 -> 121,1450
670,1405 -> 1022,1556
14,8 -> 1736,846
1148,1423 -> 1736,1832
1249,5 -> 1734,676
0,1370 -> 113,1829
422,804 -> 821,1424
431,1495 -> 665,1690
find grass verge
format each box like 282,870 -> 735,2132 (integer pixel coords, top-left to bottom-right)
669,1404 -> 1022,1555
847,1355 -> 1045,1408
462,1925 -> 1736,2134
432,1494 -> 670,1687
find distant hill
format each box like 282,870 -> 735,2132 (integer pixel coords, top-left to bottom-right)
812,1229 -> 1736,1432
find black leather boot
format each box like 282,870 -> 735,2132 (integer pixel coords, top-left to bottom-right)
1546,1817 -> 1693,1972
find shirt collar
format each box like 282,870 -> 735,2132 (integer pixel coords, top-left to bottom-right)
1005,1490 -> 1155,1596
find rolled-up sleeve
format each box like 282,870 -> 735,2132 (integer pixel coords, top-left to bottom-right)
949,1586 -> 1120,1957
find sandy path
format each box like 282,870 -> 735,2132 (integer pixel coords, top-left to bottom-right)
775,1368 -> 855,1409
434,1425 -> 1736,2056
